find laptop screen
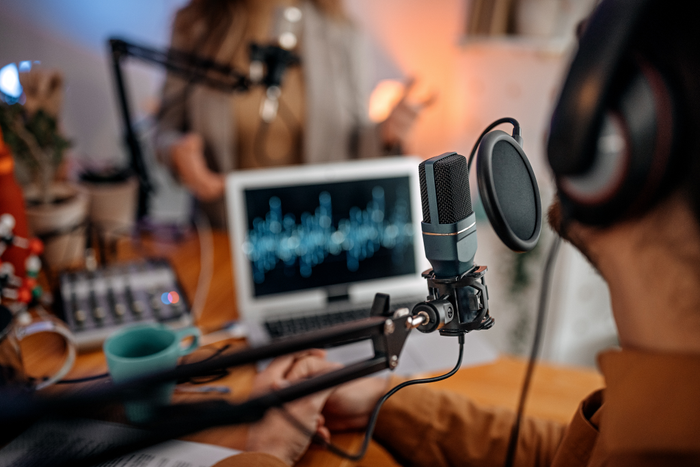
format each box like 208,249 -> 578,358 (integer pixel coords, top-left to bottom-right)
242,175 -> 417,297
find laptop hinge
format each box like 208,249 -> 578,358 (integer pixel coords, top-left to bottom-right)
326,285 -> 350,303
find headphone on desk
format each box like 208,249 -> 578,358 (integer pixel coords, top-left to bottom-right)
547,0 -> 690,226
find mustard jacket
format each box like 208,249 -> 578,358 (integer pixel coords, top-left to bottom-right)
216,349 -> 700,466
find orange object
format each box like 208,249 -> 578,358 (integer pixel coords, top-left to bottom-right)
23,277 -> 37,290
0,126 -> 30,277
17,286 -> 31,304
28,238 -> 43,255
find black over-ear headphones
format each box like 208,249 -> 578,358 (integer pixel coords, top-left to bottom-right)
547,0 -> 679,226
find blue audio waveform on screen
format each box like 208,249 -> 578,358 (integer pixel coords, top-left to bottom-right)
243,186 -> 413,284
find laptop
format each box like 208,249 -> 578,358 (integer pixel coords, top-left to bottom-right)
225,157 -> 496,375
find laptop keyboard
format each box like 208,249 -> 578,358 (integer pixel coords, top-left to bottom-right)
264,299 -> 420,339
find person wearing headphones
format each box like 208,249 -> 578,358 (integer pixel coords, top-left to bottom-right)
214,0 -> 700,465
157,0 -> 433,229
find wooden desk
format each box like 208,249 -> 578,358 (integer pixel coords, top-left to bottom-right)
21,230 -> 604,467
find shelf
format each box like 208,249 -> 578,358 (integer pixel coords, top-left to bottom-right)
459,34 -> 572,56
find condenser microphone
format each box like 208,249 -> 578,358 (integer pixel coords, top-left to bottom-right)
419,152 -> 477,278
413,120 -> 542,335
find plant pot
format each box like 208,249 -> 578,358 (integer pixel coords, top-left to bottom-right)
24,182 -> 89,270
80,177 -> 138,243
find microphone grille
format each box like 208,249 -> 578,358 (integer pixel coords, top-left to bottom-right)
434,154 -> 472,223
419,153 -> 473,224
419,162 -> 431,223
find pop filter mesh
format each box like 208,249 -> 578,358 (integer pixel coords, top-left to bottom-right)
492,140 -> 537,240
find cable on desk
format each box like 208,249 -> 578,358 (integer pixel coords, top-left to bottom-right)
52,343 -> 232,385
178,343 -> 232,384
278,332 -> 465,461
55,372 -> 111,384
191,208 -> 214,325
503,235 -> 561,467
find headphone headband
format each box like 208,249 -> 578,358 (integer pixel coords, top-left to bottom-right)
548,0 -> 654,176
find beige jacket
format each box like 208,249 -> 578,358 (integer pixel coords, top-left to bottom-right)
215,348 -> 700,466
157,2 -> 382,228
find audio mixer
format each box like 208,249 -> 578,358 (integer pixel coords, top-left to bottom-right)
56,259 -> 192,350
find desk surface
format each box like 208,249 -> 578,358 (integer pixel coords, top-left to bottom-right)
22,230 -> 604,467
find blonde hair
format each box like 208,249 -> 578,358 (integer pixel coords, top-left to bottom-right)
174,0 -> 346,57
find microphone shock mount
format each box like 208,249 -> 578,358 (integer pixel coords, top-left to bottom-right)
412,265 -> 493,336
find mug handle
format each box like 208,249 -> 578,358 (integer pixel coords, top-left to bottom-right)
174,326 -> 201,357
15,318 -> 78,391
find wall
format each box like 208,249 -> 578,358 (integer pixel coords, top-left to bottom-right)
0,0 -> 190,222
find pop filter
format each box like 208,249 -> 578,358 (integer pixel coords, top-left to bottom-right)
476,130 -> 541,252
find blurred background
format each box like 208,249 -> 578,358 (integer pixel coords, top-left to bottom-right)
0,0 -> 616,368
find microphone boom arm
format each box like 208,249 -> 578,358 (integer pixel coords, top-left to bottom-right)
108,37 -> 253,219
1,294 -> 423,466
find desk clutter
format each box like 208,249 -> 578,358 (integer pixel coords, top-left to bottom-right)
56,259 -> 193,350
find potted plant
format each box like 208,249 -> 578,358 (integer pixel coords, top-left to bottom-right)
0,68 -> 89,270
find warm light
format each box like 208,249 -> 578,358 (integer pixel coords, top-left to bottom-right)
368,79 -> 405,123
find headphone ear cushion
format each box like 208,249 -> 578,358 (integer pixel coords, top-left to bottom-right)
558,60 -> 675,225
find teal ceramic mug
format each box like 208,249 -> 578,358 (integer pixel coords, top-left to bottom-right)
103,323 -> 200,423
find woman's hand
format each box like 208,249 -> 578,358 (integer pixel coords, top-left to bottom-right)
246,350 -> 342,466
322,377 -> 391,432
170,133 -> 225,201
381,78 -> 437,152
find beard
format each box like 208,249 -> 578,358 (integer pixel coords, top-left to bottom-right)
547,196 -> 601,270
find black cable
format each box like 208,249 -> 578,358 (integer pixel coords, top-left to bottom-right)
467,117 -> 521,172
54,343 -> 232,385
56,373 -> 110,384
503,236 -> 561,467
178,343 -> 232,384
278,333 -> 466,461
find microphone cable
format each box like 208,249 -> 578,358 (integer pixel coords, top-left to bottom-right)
253,96 -> 301,166
278,332 -> 466,461
50,343 -> 232,385
503,235 -> 561,467
467,117 -> 521,172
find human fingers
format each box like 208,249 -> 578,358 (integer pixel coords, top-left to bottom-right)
324,414 -> 375,432
283,354 -> 341,383
252,350 -> 328,394
314,413 -> 331,443
397,77 -> 417,104
316,425 -> 331,444
250,355 -> 296,394
280,357 -> 342,415
418,91 -> 438,110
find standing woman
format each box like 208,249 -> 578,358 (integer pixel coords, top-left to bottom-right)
157,0 -> 425,228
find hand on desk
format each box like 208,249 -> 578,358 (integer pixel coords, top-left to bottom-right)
246,350 -> 341,466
